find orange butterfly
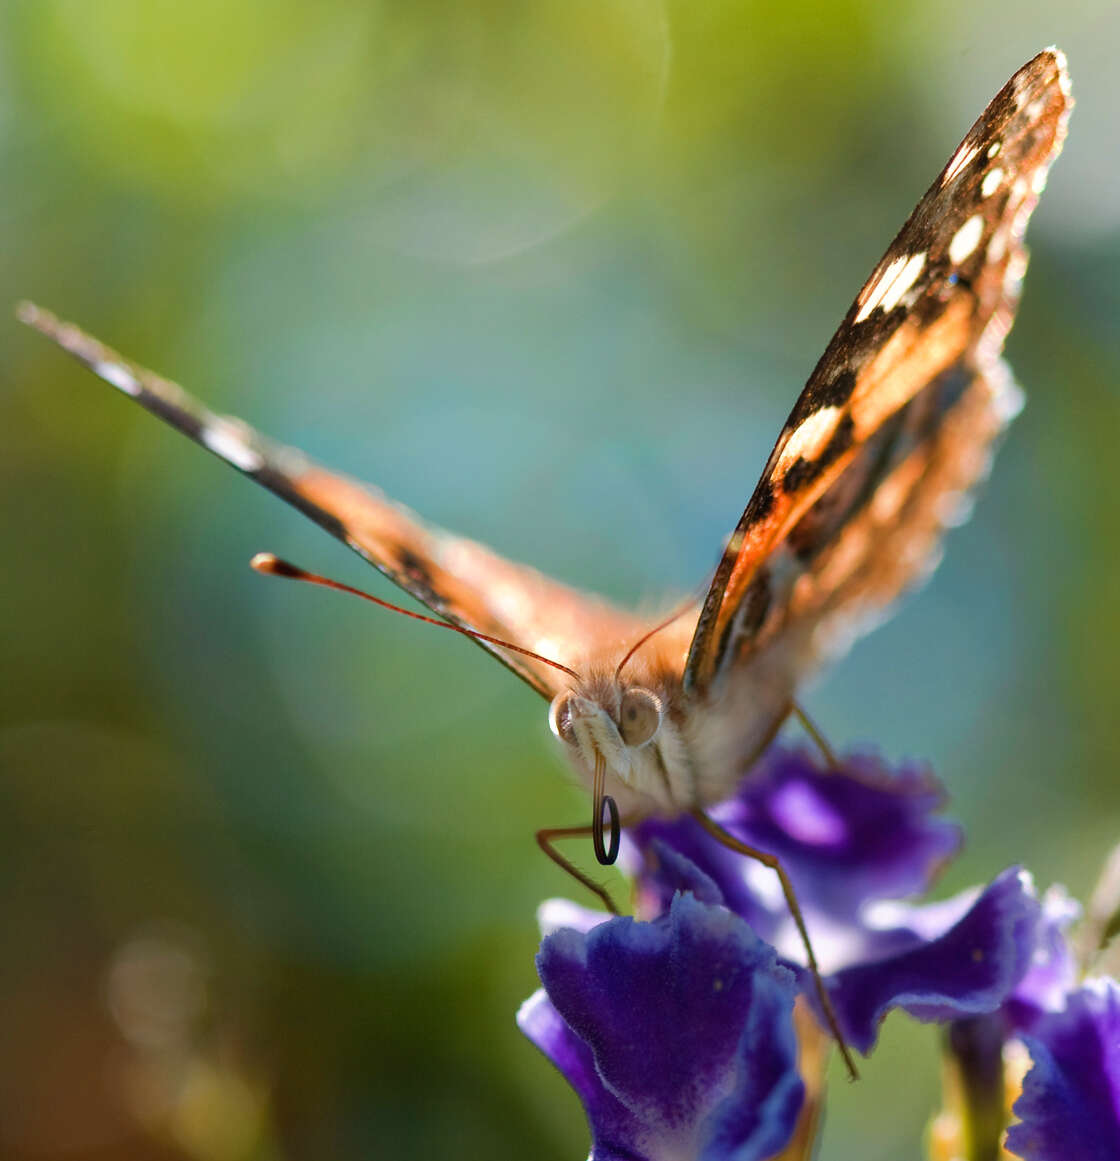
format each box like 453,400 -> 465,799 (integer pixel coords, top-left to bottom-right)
20,49 -> 1071,1076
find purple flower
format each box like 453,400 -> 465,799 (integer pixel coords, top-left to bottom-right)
932,886 -> 1087,1161
1006,979 -> 1120,1161
1003,886 -> 1080,1029
628,746 -> 1042,1054
518,893 -> 805,1161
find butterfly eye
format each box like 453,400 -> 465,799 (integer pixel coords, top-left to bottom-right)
549,693 -> 577,745
618,688 -> 662,748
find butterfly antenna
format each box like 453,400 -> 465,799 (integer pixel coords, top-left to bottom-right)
250,553 -> 581,681
614,588 -> 705,681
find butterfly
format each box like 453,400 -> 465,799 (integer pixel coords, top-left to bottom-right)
21,48 -> 1070,1075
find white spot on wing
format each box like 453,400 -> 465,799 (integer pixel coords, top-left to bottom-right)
948,214 -> 984,265
987,141 -> 1002,159
880,251 -> 925,313
94,360 -> 141,397
777,405 -> 842,472
857,255 -> 907,323
201,420 -> 264,472
980,167 -> 1004,198
943,142 -> 979,185
854,251 -> 926,323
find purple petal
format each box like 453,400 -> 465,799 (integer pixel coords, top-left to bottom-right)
1007,980 -> 1120,1161
518,990 -> 644,1160
1005,886 -> 1081,1032
633,746 -> 961,938
630,817 -> 777,940
826,868 -> 1041,1053
631,839 -> 727,915
521,894 -> 804,1161
719,747 -> 960,909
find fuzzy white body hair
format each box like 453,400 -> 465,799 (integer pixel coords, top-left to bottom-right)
549,624 -> 800,823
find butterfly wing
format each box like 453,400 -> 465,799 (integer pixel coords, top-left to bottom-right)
732,359 -> 1020,679
683,48 -> 1071,695
18,303 -> 645,699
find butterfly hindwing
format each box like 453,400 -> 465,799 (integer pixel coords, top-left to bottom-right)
683,48 -> 1071,694
18,303 -> 644,699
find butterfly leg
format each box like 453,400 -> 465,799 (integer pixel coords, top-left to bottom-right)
536,825 -> 621,915
792,701 -> 838,769
691,808 -> 859,1081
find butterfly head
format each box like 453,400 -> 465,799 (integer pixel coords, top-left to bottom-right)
548,679 -> 664,786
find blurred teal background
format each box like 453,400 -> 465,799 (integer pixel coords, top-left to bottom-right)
2,3 -> 1118,1159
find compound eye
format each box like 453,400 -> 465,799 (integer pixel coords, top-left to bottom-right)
618,687 -> 662,748
549,693 -> 577,744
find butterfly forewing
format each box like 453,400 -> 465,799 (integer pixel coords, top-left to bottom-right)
684,48 -> 1071,695
17,304 -> 644,699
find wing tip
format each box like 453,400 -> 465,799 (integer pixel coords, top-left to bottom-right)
1038,45 -> 1069,80
17,301 -> 148,398
1024,45 -> 1073,110
15,299 -> 56,334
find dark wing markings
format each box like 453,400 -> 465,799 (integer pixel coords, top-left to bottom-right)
683,48 -> 1071,694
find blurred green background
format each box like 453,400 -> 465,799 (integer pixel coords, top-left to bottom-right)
2,3 -> 1117,1159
